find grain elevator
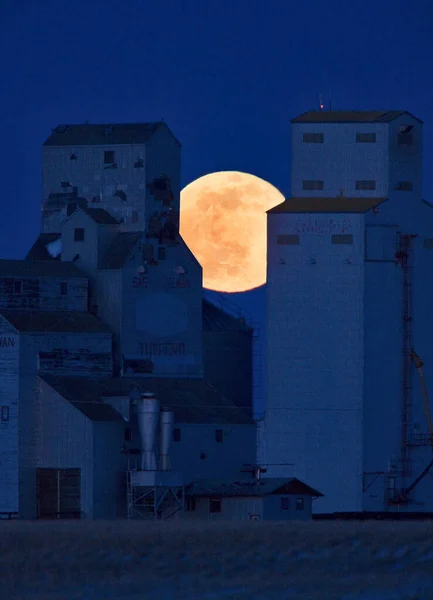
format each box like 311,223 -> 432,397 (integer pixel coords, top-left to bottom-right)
264,110 -> 433,514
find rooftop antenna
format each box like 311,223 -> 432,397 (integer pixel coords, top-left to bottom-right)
319,93 -> 324,111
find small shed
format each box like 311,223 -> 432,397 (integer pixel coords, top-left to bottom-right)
183,477 -> 324,521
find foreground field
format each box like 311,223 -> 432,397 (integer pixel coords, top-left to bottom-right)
1,520 -> 433,599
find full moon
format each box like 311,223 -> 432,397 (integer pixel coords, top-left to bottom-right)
180,171 -> 284,293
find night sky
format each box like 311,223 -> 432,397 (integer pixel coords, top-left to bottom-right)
1,0 -> 431,411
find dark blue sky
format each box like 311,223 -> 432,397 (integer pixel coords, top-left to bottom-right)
0,0 -> 431,410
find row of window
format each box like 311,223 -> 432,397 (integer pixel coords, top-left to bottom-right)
11,280 -> 68,295
193,495 -> 305,514
277,234 -> 353,245
303,127 -> 414,145
302,180 -> 413,191
69,151 -> 144,168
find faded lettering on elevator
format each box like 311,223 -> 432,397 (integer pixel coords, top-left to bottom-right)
0,337 -> 15,348
139,342 -> 185,357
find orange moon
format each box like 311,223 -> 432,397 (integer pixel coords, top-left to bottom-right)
180,171 -> 284,293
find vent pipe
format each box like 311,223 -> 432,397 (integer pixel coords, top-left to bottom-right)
137,392 -> 160,470
159,409 -> 174,471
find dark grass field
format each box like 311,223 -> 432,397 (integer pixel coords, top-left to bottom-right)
1,520 -> 433,599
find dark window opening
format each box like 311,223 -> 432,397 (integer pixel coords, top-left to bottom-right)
1,406 -> 9,422
296,497 -> 304,511
395,181 -> 413,191
124,428 -> 132,442
186,497 -> 196,511
173,428 -> 181,442
114,190 -> 127,201
280,497 -> 289,510
209,498 -> 221,514
398,132 -> 413,145
215,429 -> 223,443
66,202 -> 77,217
331,234 -> 353,245
13,280 -> 23,294
303,132 -> 324,143
61,181 -> 72,188
302,180 -> 324,191
70,153 -> 77,160
104,150 -> 115,164
134,158 -> 144,168
158,246 -> 166,260
355,180 -> 376,190
60,282 -> 68,295
74,228 -> 84,242
277,234 -> 299,245
356,132 -> 376,143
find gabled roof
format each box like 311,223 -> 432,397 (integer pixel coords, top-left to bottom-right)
202,299 -> 253,332
26,234 -> 61,261
267,197 -> 386,214
38,375 -> 253,425
80,207 -> 120,225
291,110 -> 423,124
0,310 -> 111,333
185,477 -> 323,497
0,259 -> 86,278
99,232 -> 142,269
38,376 -> 123,422
43,122 -> 181,146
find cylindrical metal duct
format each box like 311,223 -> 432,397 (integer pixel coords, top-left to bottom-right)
137,393 -> 160,470
159,409 -> 175,471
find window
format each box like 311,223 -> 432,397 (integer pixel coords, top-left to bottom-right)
124,428 -> 132,442
132,211 -> 139,223
303,132 -> 324,143
60,282 -> 68,295
280,497 -> 289,510
186,497 -> 196,511
356,132 -> 376,143
355,180 -> 376,190
1,406 -> 9,422
74,228 -> 84,242
61,181 -> 72,188
70,153 -> 77,160
209,498 -> 222,513
157,246 -> 166,260
13,280 -> 23,294
173,428 -> 181,442
215,429 -> 223,443
277,234 -> 299,245
398,127 -> 413,145
134,158 -> 144,168
104,150 -> 115,164
296,497 -> 304,511
395,181 -> 413,191
331,234 -> 353,245
302,180 -> 324,191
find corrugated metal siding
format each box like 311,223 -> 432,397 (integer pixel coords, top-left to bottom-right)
290,122 -> 389,199
265,212 -> 364,513
169,423 -> 257,482
203,329 -> 253,414
0,319 -> 19,514
92,421 -> 128,518
36,379 -> 94,519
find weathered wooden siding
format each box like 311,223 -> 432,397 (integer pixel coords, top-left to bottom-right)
0,317 -> 19,514
24,332 -> 113,376
0,277 -> 88,311
121,236 -> 203,377
94,270 -> 122,373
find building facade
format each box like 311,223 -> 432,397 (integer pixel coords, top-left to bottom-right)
264,110 -> 433,514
